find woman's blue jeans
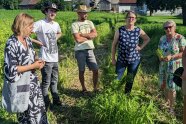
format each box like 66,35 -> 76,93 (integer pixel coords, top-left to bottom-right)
116,60 -> 140,94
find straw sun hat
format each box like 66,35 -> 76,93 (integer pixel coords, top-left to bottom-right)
76,5 -> 91,12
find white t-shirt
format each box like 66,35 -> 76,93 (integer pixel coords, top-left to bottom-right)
33,19 -> 61,62
71,20 -> 95,51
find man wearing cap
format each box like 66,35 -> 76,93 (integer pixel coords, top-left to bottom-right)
32,2 -> 62,110
71,5 -> 99,93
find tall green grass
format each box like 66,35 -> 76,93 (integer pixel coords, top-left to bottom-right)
0,10 -> 185,123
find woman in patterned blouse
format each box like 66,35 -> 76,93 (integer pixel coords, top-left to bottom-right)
111,11 -> 150,94
158,20 -> 186,115
4,13 -> 48,123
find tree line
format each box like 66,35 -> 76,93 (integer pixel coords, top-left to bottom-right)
1,0 -> 186,25
0,0 -> 77,11
137,0 -> 186,25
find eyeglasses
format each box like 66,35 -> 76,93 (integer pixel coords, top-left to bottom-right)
127,17 -> 136,19
164,26 -> 173,30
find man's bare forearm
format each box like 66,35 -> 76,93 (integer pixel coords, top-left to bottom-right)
81,32 -> 97,40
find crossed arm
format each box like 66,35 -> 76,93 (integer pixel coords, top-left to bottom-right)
73,29 -> 97,43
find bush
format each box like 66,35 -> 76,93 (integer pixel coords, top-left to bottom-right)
95,22 -> 111,45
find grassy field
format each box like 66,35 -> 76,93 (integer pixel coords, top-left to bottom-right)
0,10 -> 186,124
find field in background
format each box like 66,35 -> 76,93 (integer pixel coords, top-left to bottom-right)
0,10 -> 186,124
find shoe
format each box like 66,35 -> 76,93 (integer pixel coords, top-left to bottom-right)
53,97 -> 62,106
43,95 -> 51,111
52,93 -> 62,106
53,99 -> 62,106
81,89 -> 88,94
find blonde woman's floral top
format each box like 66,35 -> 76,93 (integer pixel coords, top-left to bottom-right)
158,33 -> 186,90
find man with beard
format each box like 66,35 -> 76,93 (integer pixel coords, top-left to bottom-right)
71,5 -> 99,93
32,2 -> 62,110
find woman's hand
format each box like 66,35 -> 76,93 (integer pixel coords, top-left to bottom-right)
39,61 -> 45,70
17,60 -> 45,73
33,60 -> 45,70
136,45 -> 141,51
163,55 -> 172,62
160,55 -> 172,62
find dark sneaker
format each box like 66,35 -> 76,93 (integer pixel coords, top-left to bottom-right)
53,99 -> 62,106
43,95 -> 51,111
52,93 -> 63,106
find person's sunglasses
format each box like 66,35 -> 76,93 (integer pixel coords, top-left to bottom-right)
164,26 -> 172,30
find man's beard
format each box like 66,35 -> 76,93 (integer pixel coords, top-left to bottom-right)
80,16 -> 87,21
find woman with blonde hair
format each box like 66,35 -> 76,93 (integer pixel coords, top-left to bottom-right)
3,13 -> 48,123
158,20 -> 186,115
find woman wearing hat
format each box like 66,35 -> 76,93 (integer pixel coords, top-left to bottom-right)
32,2 -> 62,110
71,5 -> 99,93
158,20 -> 186,115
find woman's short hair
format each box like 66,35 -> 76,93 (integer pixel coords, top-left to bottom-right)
11,13 -> 34,36
125,11 -> 137,19
163,20 -> 176,28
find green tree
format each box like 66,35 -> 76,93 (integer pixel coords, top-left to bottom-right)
137,0 -> 163,16
1,0 -> 20,9
0,0 -> 3,8
162,0 -> 186,25
35,0 -> 73,11
137,0 -> 186,25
